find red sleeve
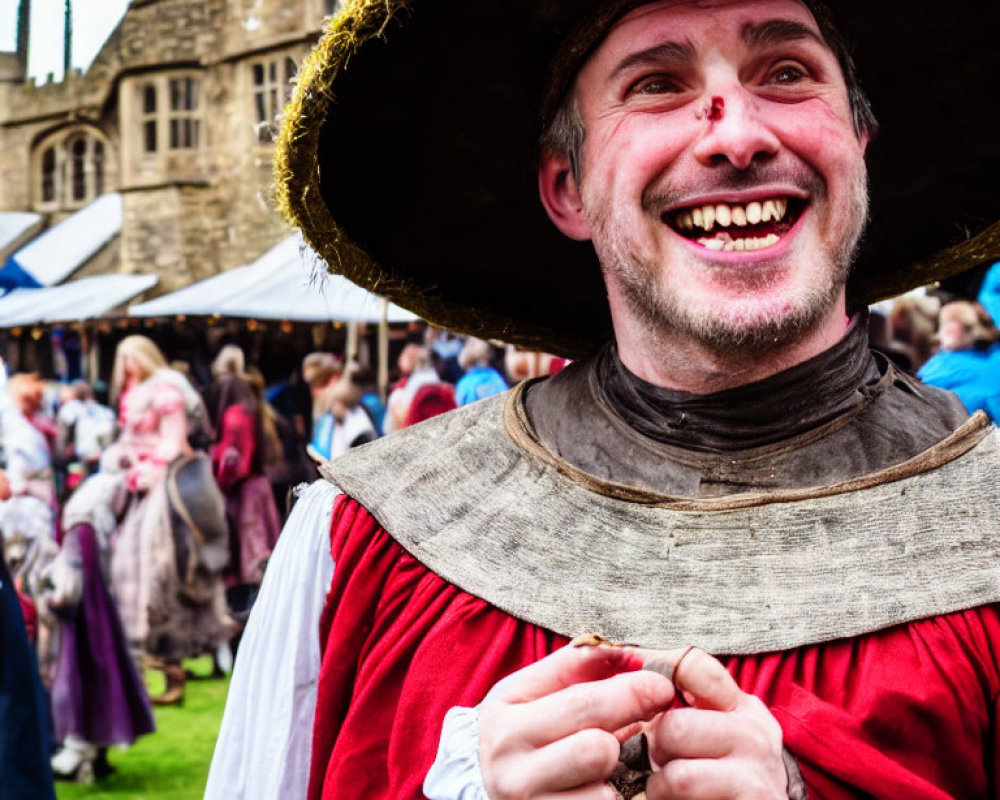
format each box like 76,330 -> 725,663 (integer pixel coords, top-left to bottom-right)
211,405 -> 256,491
308,495 -> 567,800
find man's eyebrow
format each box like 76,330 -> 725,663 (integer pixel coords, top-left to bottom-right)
741,19 -> 828,51
609,40 -> 696,80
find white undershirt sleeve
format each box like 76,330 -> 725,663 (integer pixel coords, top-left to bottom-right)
205,480 -> 341,800
423,705 -> 490,800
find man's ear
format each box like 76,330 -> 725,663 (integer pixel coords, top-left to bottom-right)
538,151 -> 591,241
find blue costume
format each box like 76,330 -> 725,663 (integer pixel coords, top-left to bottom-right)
918,344 -> 1000,421
976,261 -> 1000,324
454,366 -> 507,407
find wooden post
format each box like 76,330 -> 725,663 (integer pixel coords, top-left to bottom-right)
345,319 -> 359,365
378,297 -> 389,402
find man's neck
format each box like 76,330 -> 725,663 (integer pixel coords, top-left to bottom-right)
613,301 -> 851,395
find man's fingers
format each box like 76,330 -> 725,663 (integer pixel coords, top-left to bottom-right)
539,784 -> 620,800
647,756 -> 736,799
523,728 -> 622,793
512,670 -> 674,746
641,647 -> 742,713
489,641 -> 646,704
483,730 -> 622,799
479,645 -> 672,800
646,756 -> 777,799
647,708 -> 735,762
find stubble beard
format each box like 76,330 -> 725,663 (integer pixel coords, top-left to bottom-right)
588,164 -> 870,358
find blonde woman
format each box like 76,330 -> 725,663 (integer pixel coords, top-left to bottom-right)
106,336 -> 227,705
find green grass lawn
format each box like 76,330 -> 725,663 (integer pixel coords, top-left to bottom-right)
56,657 -> 229,800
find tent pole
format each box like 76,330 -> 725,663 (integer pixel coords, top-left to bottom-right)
378,297 -> 389,403
89,322 -> 100,384
346,319 -> 359,366
79,321 -> 89,381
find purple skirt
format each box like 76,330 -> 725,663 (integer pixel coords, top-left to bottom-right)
49,524 -> 155,746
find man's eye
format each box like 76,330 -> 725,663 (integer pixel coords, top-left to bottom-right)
628,75 -> 681,95
769,64 -> 807,84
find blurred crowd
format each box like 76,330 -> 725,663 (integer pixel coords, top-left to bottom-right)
872,265 -> 1000,421
0,323 -> 567,788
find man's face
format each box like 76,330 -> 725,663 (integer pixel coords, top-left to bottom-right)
553,0 -> 869,353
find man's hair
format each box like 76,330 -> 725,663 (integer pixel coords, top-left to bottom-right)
541,0 -> 878,182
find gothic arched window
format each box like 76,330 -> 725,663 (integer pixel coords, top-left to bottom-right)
34,130 -> 110,210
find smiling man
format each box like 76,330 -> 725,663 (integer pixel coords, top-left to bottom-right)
539,0 -> 870,392
207,1 -> 1000,798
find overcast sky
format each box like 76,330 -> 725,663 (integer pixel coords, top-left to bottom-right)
0,0 -> 128,82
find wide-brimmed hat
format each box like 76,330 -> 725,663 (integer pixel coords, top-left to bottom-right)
277,0 -> 1000,358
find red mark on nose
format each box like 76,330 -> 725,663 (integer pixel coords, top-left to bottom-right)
708,96 -> 724,122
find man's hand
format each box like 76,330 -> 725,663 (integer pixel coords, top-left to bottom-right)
644,647 -> 787,799
478,643 -> 675,799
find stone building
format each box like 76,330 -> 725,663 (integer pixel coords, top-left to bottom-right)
0,0 -> 335,294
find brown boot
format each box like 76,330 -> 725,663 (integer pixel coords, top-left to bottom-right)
151,663 -> 185,706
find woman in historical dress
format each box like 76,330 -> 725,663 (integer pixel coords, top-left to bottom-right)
106,335 -> 227,705
207,346 -> 282,638
48,473 -> 155,782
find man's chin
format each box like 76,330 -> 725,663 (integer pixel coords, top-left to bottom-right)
636,287 -> 843,355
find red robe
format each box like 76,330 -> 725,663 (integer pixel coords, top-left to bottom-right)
309,495 -> 1000,799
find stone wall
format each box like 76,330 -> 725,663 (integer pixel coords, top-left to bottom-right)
0,123 -> 35,211
118,0 -> 227,70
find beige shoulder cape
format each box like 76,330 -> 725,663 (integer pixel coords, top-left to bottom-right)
321,386 -> 1000,654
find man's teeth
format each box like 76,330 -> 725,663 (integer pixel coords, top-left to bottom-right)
697,234 -> 780,252
675,198 -> 789,232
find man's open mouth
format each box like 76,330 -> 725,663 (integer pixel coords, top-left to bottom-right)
664,197 -> 806,252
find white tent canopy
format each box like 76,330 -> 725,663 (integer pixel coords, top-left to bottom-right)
129,235 -> 420,324
0,212 -> 43,254
0,273 -> 158,327
4,194 -> 122,287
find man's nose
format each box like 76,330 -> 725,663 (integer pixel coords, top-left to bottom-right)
690,86 -> 780,170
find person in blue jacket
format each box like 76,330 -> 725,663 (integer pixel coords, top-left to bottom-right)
918,300 -> 1000,421
454,338 -> 508,407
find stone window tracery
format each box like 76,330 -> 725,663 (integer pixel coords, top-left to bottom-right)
141,84 -> 158,153
40,147 -> 57,204
34,130 -> 109,211
70,136 -> 88,201
94,141 -> 105,196
251,56 -> 297,143
168,77 -> 200,149
135,75 -> 202,156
